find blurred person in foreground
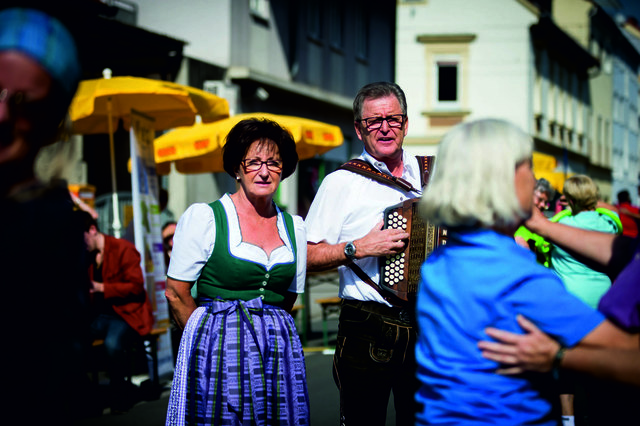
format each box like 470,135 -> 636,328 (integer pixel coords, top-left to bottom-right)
165,118 -> 309,425
479,204 -> 639,425
414,118 -> 637,425
0,6 -> 92,420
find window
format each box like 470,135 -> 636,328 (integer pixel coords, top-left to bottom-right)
307,0 -> 322,41
434,57 -> 461,109
355,9 -> 369,59
437,61 -> 458,101
418,34 -> 475,118
329,2 -> 344,50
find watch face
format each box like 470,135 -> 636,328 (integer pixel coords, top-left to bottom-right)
345,242 -> 356,257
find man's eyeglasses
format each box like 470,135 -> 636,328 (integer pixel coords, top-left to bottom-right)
358,114 -> 406,130
241,159 -> 283,172
0,88 -> 50,119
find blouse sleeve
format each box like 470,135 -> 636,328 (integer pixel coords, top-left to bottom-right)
288,215 -> 307,293
166,203 -> 216,282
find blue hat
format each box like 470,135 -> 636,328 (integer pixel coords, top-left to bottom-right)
0,8 -> 81,99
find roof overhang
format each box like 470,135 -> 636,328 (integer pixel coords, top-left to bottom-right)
531,17 -> 600,75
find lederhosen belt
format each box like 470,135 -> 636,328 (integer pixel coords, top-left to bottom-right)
341,298 -> 415,325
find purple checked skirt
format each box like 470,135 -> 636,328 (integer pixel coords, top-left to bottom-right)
165,297 -> 309,426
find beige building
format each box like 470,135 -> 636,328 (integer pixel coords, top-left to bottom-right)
396,0 -> 639,201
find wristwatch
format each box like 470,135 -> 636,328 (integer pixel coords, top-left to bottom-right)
344,241 -> 357,261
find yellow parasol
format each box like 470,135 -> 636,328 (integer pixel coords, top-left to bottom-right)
154,112 -> 344,174
69,76 -> 229,134
68,70 -> 230,236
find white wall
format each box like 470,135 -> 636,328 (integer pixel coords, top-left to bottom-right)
135,0 -> 232,67
397,0 -> 538,137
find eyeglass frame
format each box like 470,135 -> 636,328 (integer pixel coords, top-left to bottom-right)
0,87 -> 52,120
240,158 -> 284,173
357,114 -> 407,131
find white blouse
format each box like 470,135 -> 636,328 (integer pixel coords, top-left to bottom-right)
167,194 -> 307,293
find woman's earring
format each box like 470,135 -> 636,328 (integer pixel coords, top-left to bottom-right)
236,175 -> 240,181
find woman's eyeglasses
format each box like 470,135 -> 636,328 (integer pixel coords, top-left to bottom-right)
241,159 -> 283,172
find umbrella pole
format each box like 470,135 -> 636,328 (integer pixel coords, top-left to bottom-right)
107,97 -> 122,238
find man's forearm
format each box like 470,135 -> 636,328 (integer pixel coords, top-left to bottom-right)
562,347 -> 640,387
307,242 -> 349,272
530,219 -> 615,266
527,214 -> 634,275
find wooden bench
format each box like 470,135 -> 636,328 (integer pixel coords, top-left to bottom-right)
315,297 -> 342,347
91,327 -> 168,388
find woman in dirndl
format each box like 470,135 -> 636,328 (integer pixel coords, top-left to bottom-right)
165,118 -> 309,426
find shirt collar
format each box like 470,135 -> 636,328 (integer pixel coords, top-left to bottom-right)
360,149 -> 421,189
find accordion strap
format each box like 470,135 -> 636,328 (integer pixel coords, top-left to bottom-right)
346,261 -> 406,307
337,155 -> 434,193
338,155 -> 436,307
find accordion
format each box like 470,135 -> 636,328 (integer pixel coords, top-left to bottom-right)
379,198 -> 448,302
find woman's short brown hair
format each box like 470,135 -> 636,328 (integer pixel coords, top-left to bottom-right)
222,118 -> 298,179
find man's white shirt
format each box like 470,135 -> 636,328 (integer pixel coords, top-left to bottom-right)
305,150 -> 423,306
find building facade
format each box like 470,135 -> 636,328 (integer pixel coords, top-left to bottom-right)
133,0 -> 398,217
396,0 -> 640,202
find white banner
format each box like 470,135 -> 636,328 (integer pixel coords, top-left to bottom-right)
130,109 -> 173,379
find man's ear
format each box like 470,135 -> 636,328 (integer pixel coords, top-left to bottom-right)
354,121 -> 363,141
89,224 -> 98,234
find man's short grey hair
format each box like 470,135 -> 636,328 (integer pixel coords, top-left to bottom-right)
353,82 -> 407,121
419,118 -> 533,229
534,178 -> 555,199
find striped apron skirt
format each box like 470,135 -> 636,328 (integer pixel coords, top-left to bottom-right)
166,297 -> 309,426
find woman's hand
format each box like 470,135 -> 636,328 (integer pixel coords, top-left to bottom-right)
478,314 -> 560,374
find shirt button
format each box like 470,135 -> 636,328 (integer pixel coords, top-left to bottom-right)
261,281 -> 267,286
259,288 -> 265,292
265,273 -> 270,278
260,295 -> 264,299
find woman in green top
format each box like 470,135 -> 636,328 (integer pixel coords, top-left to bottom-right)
551,175 -> 620,309
165,118 -> 309,425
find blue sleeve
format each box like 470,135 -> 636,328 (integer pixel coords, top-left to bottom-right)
504,265 -> 605,347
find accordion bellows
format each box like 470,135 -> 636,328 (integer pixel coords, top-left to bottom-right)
380,198 -> 448,302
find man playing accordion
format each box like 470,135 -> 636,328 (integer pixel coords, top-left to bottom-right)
306,81 -> 436,426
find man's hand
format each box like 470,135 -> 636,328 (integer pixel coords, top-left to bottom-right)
90,281 -> 104,293
522,206 -> 548,236
477,315 -> 560,374
355,221 -> 409,258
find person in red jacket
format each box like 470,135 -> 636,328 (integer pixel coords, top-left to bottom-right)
78,210 -> 154,411
616,189 -> 639,237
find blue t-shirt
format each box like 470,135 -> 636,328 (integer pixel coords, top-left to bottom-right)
415,229 -> 605,425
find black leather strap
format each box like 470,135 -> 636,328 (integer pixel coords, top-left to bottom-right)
346,261 -> 407,307
338,155 -> 436,306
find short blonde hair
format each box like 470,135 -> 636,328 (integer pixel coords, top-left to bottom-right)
419,118 -> 532,229
563,174 -> 598,213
